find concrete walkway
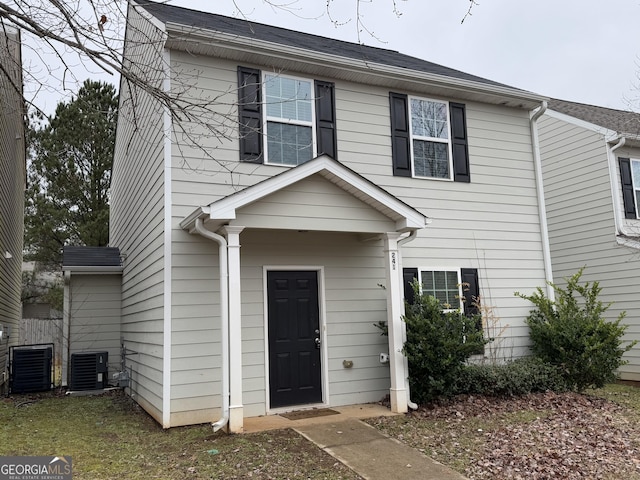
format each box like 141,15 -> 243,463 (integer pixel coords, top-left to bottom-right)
243,404 -> 467,480
294,418 -> 467,480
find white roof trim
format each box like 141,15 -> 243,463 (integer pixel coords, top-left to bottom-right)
62,266 -> 123,274
545,109 -> 618,138
616,235 -> 640,250
546,109 -> 640,146
180,155 -> 428,233
164,24 -> 546,109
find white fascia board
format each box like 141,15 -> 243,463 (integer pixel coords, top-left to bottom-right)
204,155 -> 428,231
545,109 -> 617,138
179,206 -> 211,231
165,24 -> 546,108
131,0 -> 167,32
62,266 -> 123,274
617,236 -> 640,250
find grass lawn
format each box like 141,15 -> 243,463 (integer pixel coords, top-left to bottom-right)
3,385 -> 640,479
0,390 -> 360,479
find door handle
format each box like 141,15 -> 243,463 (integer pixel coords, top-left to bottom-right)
314,337 -> 321,349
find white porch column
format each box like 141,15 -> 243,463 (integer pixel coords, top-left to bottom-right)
383,232 -> 408,413
221,225 -> 245,433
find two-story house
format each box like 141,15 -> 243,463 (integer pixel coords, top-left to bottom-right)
101,1 -> 553,431
539,99 -> 640,381
0,25 -> 25,392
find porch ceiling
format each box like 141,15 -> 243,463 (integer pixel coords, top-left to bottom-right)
180,155 -> 429,234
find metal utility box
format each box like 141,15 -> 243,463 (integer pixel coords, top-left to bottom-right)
69,351 -> 108,390
10,345 -> 54,394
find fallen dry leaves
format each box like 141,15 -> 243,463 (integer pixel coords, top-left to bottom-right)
369,390 -> 640,480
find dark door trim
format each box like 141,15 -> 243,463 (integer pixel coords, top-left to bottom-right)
264,267 -> 326,411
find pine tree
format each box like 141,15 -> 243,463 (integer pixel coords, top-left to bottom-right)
24,80 -> 118,267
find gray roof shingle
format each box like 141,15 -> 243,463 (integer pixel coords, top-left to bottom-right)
62,246 -> 121,268
140,1 -> 523,92
549,98 -> 640,136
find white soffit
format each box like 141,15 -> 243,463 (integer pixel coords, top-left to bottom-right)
180,155 -> 428,233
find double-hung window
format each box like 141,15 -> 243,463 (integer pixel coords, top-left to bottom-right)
390,92 -> 469,182
238,66 -> 337,165
409,98 -> 452,179
403,267 -> 479,317
619,157 -> 640,219
264,74 -> 314,166
420,269 -> 461,310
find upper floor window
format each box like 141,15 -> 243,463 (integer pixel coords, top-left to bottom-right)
633,160 -> 640,215
410,98 -> 452,179
619,157 -> 640,219
238,66 -> 337,165
390,92 -> 470,183
264,74 -> 315,166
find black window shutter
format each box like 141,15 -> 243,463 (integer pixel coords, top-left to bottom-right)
450,102 -> 470,183
403,267 -> 419,305
390,93 -> 412,177
238,67 -> 263,163
619,157 -> 637,219
315,81 -> 337,159
460,268 -> 479,316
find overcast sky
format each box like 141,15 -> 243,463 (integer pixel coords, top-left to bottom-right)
166,0 -> 640,111
22,0 -> 640,113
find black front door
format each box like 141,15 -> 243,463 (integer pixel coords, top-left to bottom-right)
267,270 -> 322,408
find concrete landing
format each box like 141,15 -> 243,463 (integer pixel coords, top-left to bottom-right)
294,418 -> 467,480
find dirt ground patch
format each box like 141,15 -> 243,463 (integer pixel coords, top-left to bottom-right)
367,385 -> 640,480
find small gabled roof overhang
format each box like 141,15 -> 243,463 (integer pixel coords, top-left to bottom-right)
62,246 -> 123,274
180,155 -> 429,234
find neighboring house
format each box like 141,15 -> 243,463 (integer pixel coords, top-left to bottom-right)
0,25 -> 24,392
102,1 -> 552,431
539,99 -> 640,381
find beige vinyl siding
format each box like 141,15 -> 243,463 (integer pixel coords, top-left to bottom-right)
0,28 -> 24,388
110,6 -> 166,421
68,275 -> 122,379
163,52 -> 548,420
539,113 -> 640,380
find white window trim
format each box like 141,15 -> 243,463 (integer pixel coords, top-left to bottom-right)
408,96 -> 454,181
631,158 -> 640,219
417,267 -> 463,312
263,72 -> 317,167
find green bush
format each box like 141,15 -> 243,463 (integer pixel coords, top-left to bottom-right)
403,283 -> 486,403
457,357 -> 568,396
516,268 -> 636,392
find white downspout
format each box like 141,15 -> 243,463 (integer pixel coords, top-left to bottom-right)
194,218 -> 230,432
607,137 -> 633,237
529,101 -> 555,301
397,230 -> 418,410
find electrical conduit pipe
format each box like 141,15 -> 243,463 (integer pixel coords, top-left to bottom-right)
194,218 -> 230,432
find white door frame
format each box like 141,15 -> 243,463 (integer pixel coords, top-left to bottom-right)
262,265 -> 329,413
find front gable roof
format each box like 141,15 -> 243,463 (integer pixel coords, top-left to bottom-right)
135,1 -> 546,109
180,155 -> 429,234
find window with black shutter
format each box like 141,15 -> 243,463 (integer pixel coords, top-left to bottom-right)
238,67 -> 336,165
619,157 -> 638,219
391,92 -> 470,182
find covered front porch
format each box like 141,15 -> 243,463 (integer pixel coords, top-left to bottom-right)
180,155 -> 428,432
